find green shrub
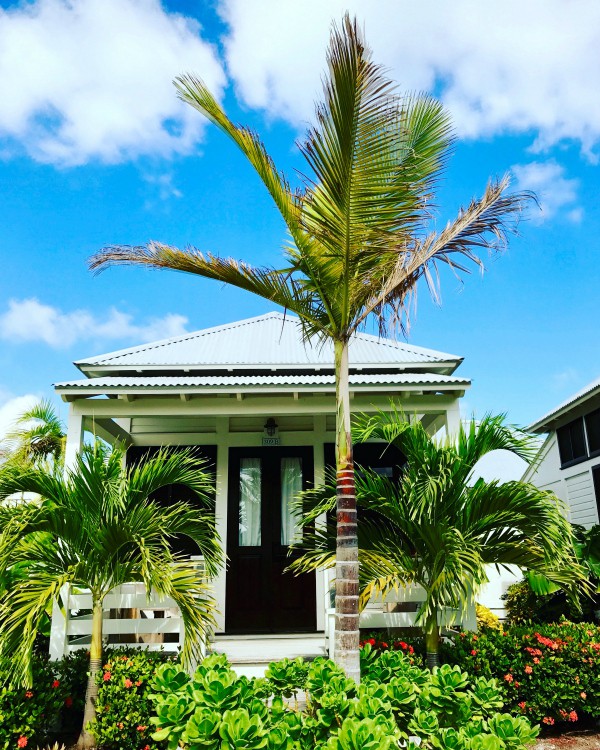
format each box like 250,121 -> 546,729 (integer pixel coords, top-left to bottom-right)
440,621 -> 600,726
476,604 -> 502,631
91,647 -> 176,750
0,652 -> 85,750
148,648 -> 538,750
503,579 -> 599,625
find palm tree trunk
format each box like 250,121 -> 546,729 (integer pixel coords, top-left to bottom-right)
334,338 -> 360,684
425,611 -> 440,670
77,599 -> 103,749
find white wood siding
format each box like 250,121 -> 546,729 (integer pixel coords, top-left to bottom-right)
525,434 -> 599,527
566,471 -> 598,526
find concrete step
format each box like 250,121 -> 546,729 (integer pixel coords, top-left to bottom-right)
208,634 -> 328,677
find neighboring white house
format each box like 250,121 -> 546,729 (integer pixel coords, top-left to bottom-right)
524,376 -> 600,528
50,311 -> 475,666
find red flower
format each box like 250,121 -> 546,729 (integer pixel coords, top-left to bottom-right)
399,641 -> 408,650
65,696 -> 73,707
137,725 -> 148,732
381,641 -> 389,649
17,737 -> 27,748
504,673 -> 514,683
135,679 -> 142,686
533,657 -> 540,664
470,649 -> 478,656
367,638 -> 376,646
103,672 -> 111,682
569,711 -> 578,722
524,665 -> 533,674
124,678 -> 133,688
518,701 -> 526,710
542,717 -> 555,725
24,690 -> 33,699
52,679 -> 60,688
408,646 -> 414,654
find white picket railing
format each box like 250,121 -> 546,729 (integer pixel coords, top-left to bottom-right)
49,556 -> 205,661
323,570 -> 477,659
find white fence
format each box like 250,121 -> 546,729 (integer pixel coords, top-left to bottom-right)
323,572 -> 477,659
49,557 -> 205,661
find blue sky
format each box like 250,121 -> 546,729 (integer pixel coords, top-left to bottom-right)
0,0 -> 598,435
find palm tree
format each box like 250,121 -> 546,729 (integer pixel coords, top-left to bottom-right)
4,399 -> 65,468
292,413 -> 584,668
0,443 -> 222,749
89,16 -> 532,680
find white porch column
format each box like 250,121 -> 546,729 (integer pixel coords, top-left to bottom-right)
49,406 -> 85,660
313,415 -> 328,632
445,398 -> 462,440
213,417 -> 229,633
63,406 -> 85,471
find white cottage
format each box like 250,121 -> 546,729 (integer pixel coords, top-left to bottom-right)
51,312 -> 472,667
524,376 -> 600,528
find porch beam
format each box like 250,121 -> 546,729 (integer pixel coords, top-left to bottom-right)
85,417 -> 133,448
69,394 -> 460,419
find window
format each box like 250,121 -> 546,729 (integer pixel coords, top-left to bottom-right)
585,408 -> 600,457
593,465 -> 600,522
557,418 -> 587,467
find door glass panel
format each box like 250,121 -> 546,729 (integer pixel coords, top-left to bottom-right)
239,458 -> 261,546
281,457 -> 302,545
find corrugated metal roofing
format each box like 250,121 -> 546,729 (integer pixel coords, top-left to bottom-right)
75,312 -> 462,372
528,375 -> 600,433
55,372 -> 470,391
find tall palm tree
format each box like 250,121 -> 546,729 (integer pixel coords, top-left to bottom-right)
0,443 -> 222,749
4,399 -> 65,468
292,413 -> 584,668
89,16 -> 532,680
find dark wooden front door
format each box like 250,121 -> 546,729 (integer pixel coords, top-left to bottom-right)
225,447 -> 316,634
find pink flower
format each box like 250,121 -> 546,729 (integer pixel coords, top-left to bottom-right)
135,679 -> 142,687
504,673 -> 514,683
569,711 -> 578,722
124,678 -> 133,688
17,737 -> 27,748
137,725 -> 148,732
524,665 -> 533,674
542,717 -> 555,726
103,672 -> 111,682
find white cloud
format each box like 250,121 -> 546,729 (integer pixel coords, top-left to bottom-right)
220,0 -> 600,155
0,298 -> 189,348
0,393 -> 41,446
0,0 -> 225,165
511,160 -> 582,223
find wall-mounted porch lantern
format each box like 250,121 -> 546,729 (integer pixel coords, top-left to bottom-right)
262,417 -> 281,446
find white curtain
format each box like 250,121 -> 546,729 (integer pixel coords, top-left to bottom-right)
281,457 -> 302,545
239,458 -> 261,546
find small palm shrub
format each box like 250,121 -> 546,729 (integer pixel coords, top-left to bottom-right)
149,649 -> 538,750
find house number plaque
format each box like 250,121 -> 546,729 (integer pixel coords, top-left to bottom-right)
262,437 -> 281,446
